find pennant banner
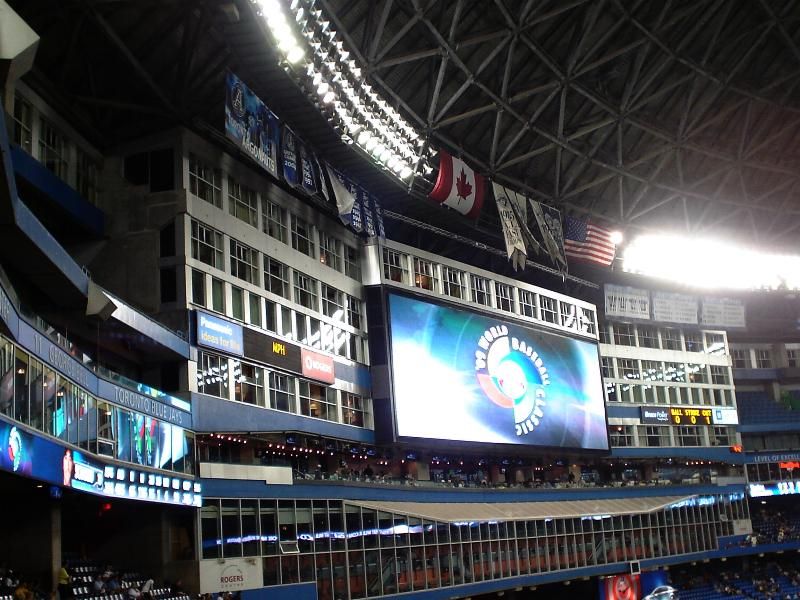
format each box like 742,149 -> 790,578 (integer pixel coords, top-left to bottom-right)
349,181 -> 364,233
530,200 -> 567,268
372,195 -> 386,239
281,125 -> 299,187
492,182 -> 527,270
326,164 -> 355,226
362,188 -> 376,238
299,143 -> 317,196
316,156 -> 331,204
429,150 -> 485,219
225,71 -> 279,178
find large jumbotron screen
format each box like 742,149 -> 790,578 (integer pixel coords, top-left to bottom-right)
388,293 -> 609,451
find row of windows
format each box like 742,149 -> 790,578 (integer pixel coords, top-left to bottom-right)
196,351 -> 369,428
609,424 -> 736,448
13,93 -> 98,203
191,271 -> 365,362
0,336 -> 195,475
746,461 -> 800,483
600,323 -> 726,355
601,357 -> 731,385
730,347 -> 796,369
188,155 -> 361,281
199,497 -> 744,598
191,220 -> 362,325
382,248 -> 596,336
606,383 -> 735,407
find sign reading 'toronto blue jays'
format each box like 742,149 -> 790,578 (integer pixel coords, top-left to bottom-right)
196,311 -> 243,356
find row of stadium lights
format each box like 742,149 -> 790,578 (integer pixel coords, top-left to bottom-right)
253,0 -> 430,181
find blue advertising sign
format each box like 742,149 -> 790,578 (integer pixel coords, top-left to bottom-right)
196,311 -> 244,356
388,293 -> 608,450
225,71 -> 279,178
0,417 -> 201,507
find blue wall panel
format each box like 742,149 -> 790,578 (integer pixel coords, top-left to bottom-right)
11,145 -> 105,235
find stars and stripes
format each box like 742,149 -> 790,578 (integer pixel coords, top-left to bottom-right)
564,216 -> 617,266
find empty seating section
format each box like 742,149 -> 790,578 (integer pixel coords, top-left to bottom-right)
736,391 -> 800,424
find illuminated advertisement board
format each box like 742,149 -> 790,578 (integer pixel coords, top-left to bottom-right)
196,311 -> 244,356
0,418 -> 200,507
669,406 -> 712,425
712,407 -> 739,425
749,481 -> 800,497
387,293 -> 609,450
640,407 -> 669,425
599,570 -> 675,600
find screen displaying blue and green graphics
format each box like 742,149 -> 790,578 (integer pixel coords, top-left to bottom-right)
388,293 -> 608,450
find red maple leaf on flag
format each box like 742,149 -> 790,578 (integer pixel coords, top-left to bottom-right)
455,168 -> 472,202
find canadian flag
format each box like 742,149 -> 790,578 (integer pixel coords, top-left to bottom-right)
429,150 -> 486,219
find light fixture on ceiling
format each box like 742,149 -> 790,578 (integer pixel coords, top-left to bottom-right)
623,233 -> 800,290
252,0 -> 425,181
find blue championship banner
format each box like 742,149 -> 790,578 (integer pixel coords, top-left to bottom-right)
225,71 -> 279,178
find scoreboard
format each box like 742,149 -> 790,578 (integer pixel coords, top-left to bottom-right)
669,407 -> 712,425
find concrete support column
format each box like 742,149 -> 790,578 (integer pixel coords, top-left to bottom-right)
49,501 -> 62,594
0,1 -> 39,109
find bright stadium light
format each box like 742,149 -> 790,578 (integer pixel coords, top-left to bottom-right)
609,230 -> 623,245
623,234 -> 800,290
252,0 -> 423,182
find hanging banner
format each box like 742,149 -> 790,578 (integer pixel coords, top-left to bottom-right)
325,164 -> 354,224
429,150 -> 486,218
300,143 -> 317,196
315,156 -> 331,203
372,195 -> 386,239
349,181 -> 364,234
492,182 -> 527,270
701,297 -> 746,329
361,188 -> 376,237
604,284 -> 651,320
224,71 -> 279,178
530,200 -> 567,268
652,291 -> 698,325
281,125 -> 299,187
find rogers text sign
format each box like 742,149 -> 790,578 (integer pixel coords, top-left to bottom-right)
301,348 -> 335,384
199,558 -> 263,593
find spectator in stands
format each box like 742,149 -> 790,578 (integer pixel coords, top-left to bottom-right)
106,575 -> 121,592
13,580 -> 31,600
140,579 -> 154,600
3,570 -> 18,589
127,586 -> 141,600
92,575 -> 106,594
57,567 -> 71,600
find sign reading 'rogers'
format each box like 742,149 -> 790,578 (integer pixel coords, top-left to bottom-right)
301,348 -> 335,383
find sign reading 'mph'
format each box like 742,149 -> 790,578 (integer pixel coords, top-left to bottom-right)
196,311 -> 243,356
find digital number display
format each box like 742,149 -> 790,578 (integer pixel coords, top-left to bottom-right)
749,481 -> 800,497
669,407 -> 712,425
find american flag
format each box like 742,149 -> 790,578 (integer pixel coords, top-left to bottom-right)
564,216 -> 616,266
